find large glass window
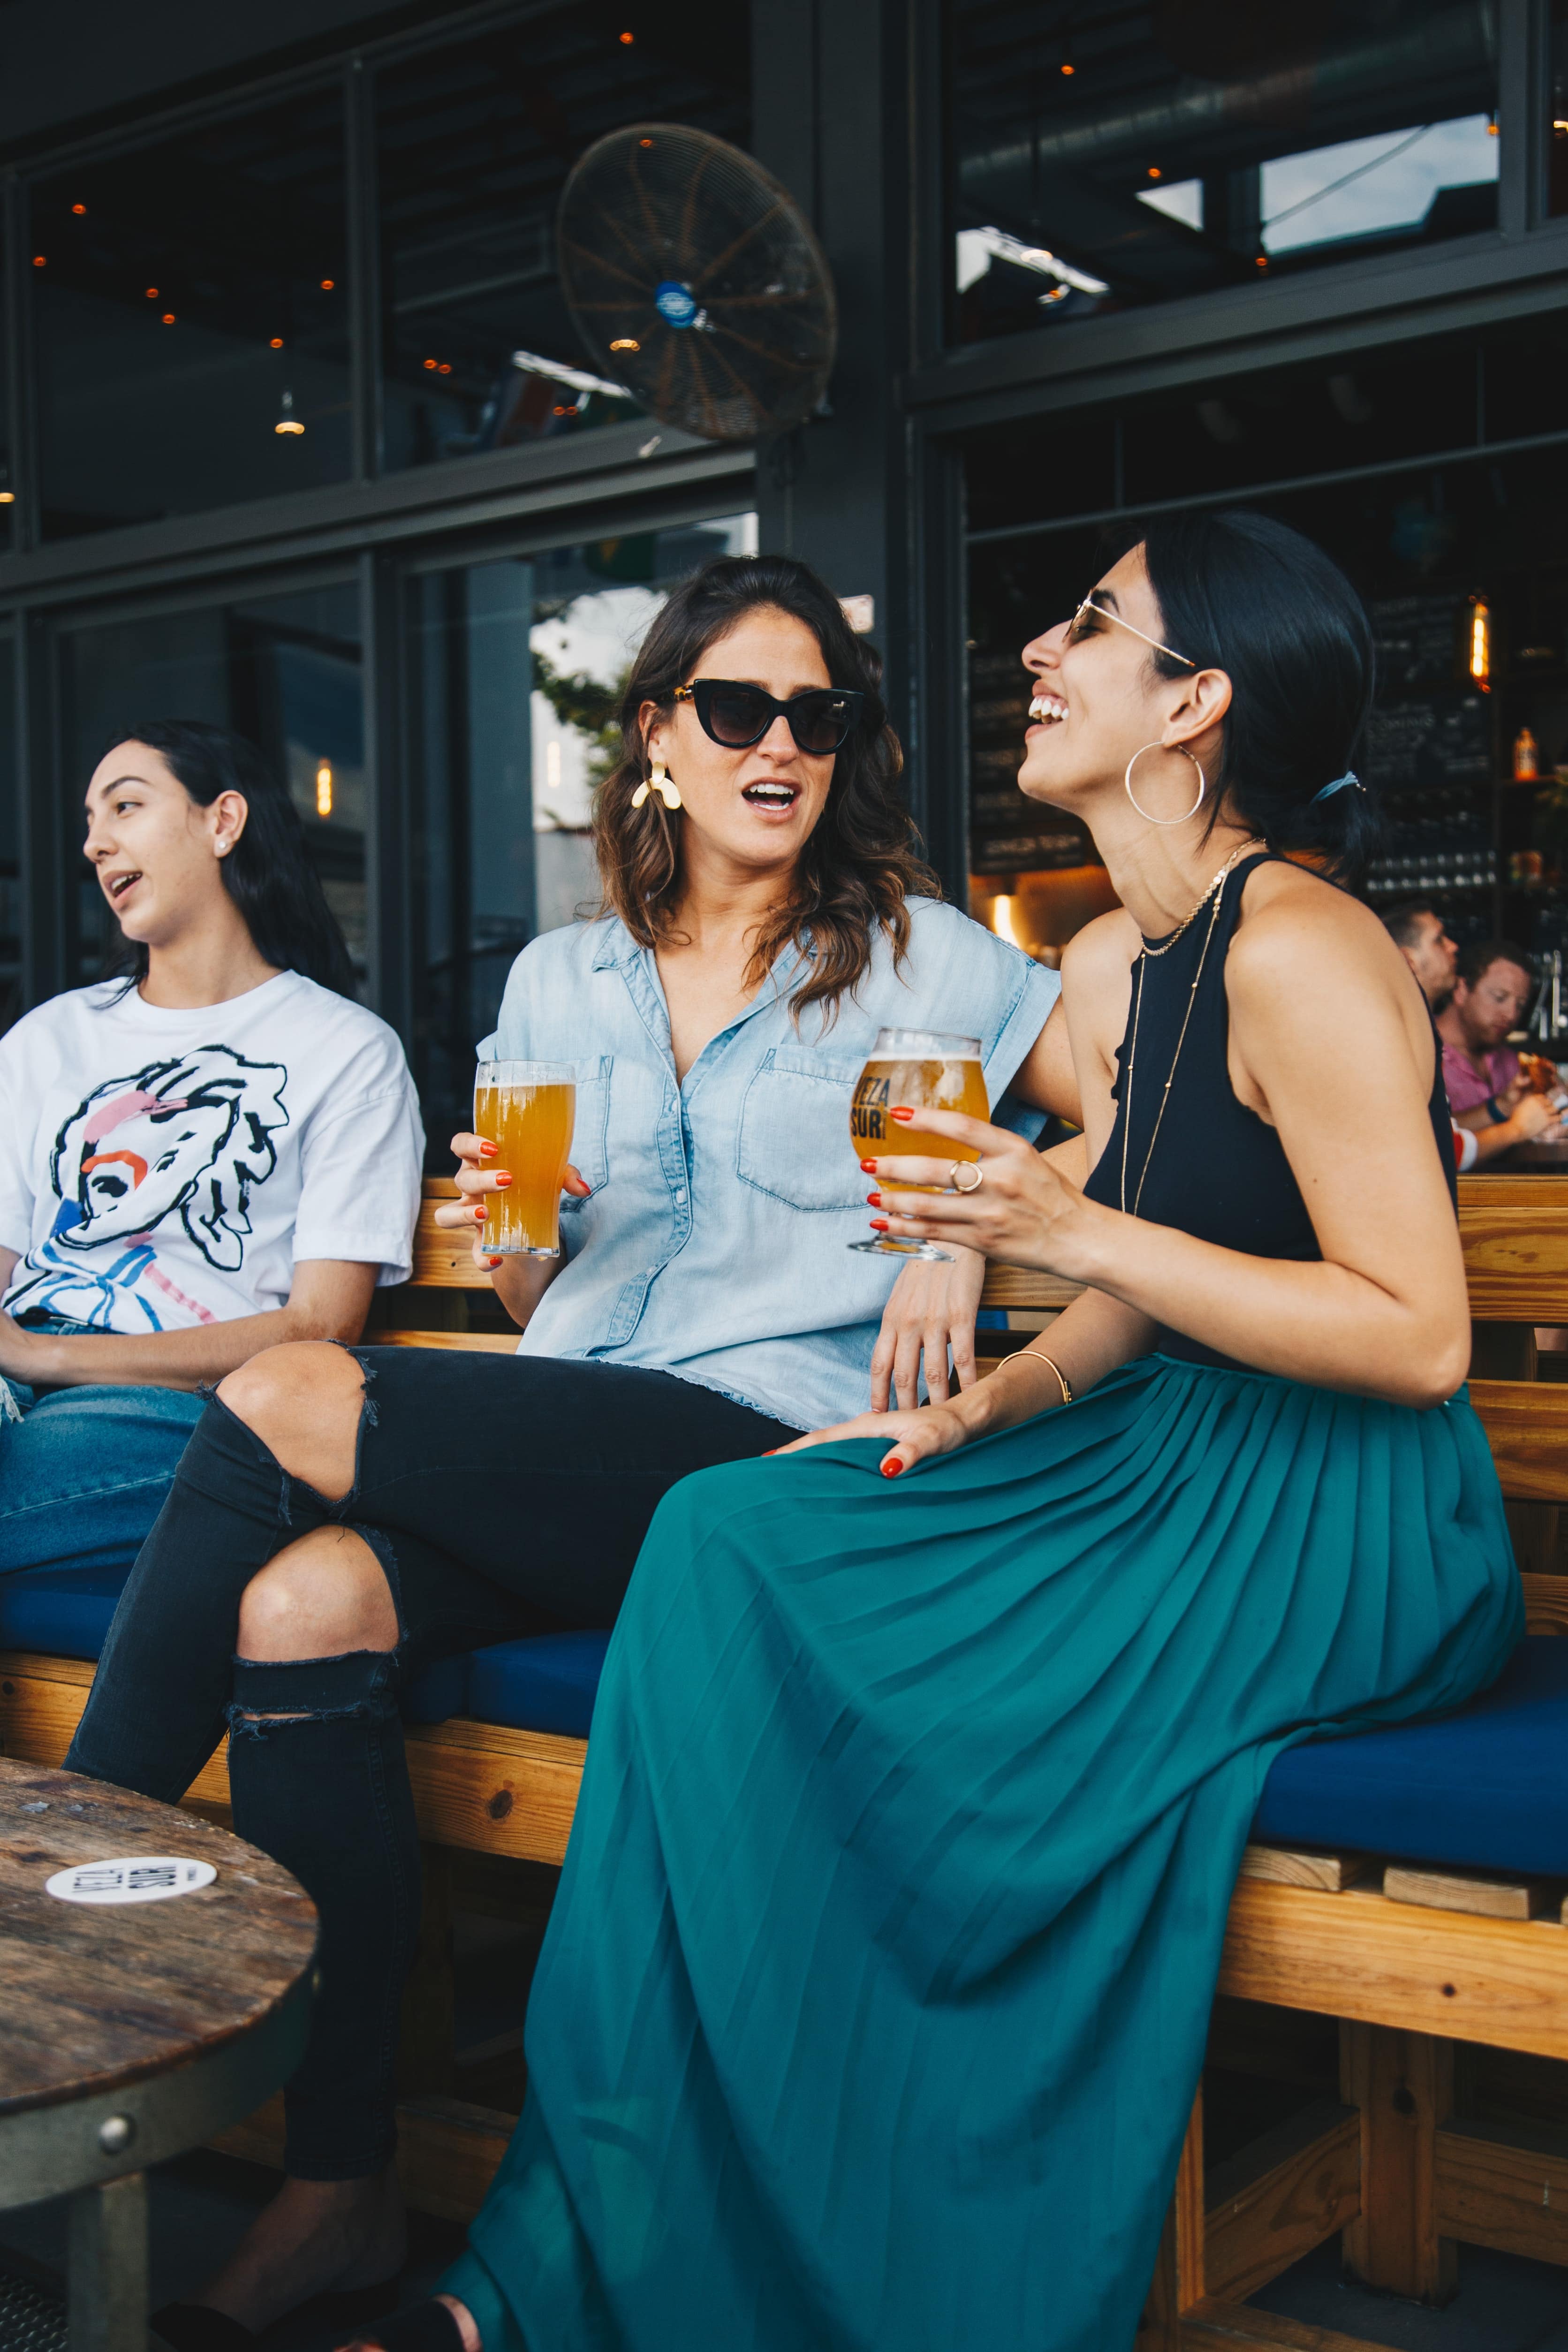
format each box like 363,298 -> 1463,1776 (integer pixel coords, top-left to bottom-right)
57,581 -> 364,988
951,1 -> 1500,346
406,509 -> 757,1151
30,87 -> 350,538
0,638 -> 18,1033
0,238 -> 14,549
1553,0 -> 1568,216
376,8 -> 750,473
964,320 -> 1568,976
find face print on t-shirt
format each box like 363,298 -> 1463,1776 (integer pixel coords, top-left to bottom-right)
8,1045 -> 288,1329
46,1047 -> 290,1276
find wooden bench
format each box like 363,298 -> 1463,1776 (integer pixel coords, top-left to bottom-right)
7,1173 -> 1568,2337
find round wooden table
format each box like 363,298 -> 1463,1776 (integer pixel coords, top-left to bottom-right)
0,1758 -> 318,2352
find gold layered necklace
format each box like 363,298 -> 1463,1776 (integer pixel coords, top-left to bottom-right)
1119,842 -> 1263,1217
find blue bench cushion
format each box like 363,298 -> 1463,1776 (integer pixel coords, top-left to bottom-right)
1252,1636 -> 1568,1880
3,1567 -> 1562,1874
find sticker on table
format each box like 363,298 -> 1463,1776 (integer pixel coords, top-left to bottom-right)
45,1857 -> 217,1905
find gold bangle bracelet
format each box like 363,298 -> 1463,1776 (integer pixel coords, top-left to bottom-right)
997,1348 -> 1073,1407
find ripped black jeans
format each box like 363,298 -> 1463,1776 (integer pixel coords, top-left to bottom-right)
63,1348 -> 794,2178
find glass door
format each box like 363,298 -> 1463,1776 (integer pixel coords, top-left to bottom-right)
404,510 -> 757,1152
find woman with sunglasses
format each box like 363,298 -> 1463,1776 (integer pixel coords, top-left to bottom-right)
63,554 -> 1070,2343
365,512 -> 1516,2352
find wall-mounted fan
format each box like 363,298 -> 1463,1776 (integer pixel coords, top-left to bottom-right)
557,124 -> 837,445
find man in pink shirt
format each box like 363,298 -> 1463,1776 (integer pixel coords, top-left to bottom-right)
1384,907 -> 1559,1165
1437,937 -> 1544,1130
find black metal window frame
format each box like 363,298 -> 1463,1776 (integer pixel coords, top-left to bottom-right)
894,0 -> 1568,898
0,0 -> 759,1024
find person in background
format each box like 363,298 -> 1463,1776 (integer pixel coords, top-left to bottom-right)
1383,904 -> 1561,1164
0,721 -> 424,1582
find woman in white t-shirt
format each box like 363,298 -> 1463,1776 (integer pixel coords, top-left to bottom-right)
0,719 -> 424,1579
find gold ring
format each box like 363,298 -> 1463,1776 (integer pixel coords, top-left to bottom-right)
951,1160 -> 984,1193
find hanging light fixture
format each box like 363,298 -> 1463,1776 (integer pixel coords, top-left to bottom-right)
1468,596 -> 1492,691
275,388 -> 305,437
316,761 -> 333,817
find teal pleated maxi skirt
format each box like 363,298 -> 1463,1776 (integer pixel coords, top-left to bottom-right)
439,1355 -> 1523,2352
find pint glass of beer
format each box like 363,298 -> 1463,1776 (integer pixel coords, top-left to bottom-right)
472,1061 -> 576,1257
848,1027 -> 986,1262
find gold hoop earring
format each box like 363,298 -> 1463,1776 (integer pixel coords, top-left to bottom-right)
1125,742 -> 1205,827
631,760 -> 682,811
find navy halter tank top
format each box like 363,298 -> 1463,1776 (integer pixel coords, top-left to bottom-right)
1080,851 -> 1456,1372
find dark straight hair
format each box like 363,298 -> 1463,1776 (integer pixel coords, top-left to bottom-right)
593,554 -> 937,1022
1106,509 -> 1379,880
102,720 -> 356,998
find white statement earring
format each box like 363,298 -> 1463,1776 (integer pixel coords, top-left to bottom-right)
631,760 -> 682,811
1124,742 -> 1205,827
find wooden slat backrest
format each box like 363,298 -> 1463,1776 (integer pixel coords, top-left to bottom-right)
412,1175 -> 1568,1320
1457,1174 -> 1568,1323
1468,1380 -> 1568,1504
410,1176 -> 1083,1311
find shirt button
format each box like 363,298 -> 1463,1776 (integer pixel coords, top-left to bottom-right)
674,1188 -> 687,1204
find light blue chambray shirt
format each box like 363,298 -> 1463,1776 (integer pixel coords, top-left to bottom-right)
479,898 -> 1060,1432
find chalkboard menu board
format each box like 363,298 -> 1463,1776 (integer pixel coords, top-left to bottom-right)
1362,694 -> 1491,798
1368,592 -> 1464,693
968,649 -> 1096,875
1362,592 -> 1491,814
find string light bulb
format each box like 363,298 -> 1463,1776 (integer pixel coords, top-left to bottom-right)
316,762 -> 333,818
1468,596 -> 1492,690
0,491 -> 14,505
275,388 -> 305,437
71,203 -> 86,216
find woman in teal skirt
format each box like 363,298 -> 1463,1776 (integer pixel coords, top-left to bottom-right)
374,512 -> 1521,2352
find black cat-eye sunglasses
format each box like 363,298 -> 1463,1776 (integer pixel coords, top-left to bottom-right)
674,678 -> 865,756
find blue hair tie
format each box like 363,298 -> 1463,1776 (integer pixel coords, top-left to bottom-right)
1312,769 -> 1362,803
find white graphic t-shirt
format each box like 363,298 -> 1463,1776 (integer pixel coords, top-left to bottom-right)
0,972 -> 424,1334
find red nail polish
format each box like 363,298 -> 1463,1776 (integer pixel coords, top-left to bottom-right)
866,1191 -> 882,1206
487,1256 -> 503,1268
760,1449 -> 778,1457
859,1159 -> 877,1173
479,1142 -> 498,1157
882,1457 -> 904,1477
474,1206 -> 486,1218
891,1107 -> 915,1123
493,1173 -> 512,1187
870,1217 -> 889,1231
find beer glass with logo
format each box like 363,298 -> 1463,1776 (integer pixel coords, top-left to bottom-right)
472,1061 -> 576,1256
848,1027 -> 986,1261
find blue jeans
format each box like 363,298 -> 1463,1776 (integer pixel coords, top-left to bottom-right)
0,1322 -> 206,1575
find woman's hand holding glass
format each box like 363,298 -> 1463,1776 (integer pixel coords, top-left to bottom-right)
861,1105 -> 1095,1275
438,1130 -> 591,1270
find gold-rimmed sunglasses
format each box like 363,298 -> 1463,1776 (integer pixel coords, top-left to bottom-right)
1067,594 -> 1197,671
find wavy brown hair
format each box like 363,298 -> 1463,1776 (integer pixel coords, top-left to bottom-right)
592,554 -> 937,1022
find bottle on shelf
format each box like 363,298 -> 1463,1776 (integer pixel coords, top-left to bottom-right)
1515,726 -> 1540,781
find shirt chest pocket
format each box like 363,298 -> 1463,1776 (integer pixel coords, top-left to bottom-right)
736,1047 -> 866,1213
561,1056 -> 612,1205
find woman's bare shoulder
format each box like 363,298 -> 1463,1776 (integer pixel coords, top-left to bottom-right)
1231,860 -> 1406,987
